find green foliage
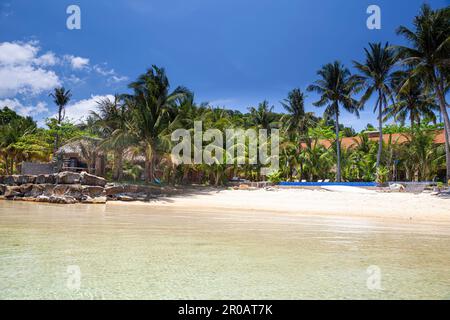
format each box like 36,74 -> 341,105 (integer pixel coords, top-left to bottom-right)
267,170 -> 282,183
375,166 -> 390,184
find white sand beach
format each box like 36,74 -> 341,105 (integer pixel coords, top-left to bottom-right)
112,187 -> 450,224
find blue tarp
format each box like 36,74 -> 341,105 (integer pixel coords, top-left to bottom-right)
278,182 -> 377,187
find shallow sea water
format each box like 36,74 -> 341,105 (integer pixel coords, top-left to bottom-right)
0,201 -> 449,299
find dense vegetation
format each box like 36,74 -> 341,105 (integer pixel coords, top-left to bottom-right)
1,4 -> 449,185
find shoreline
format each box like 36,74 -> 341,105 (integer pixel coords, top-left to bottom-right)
108,188 -> 450,225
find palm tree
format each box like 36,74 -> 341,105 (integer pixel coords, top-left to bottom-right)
248,101 -> 277,131
49,87 -> 72,152
126,65 -> 189,182
280,89 -> 317,135
91,95 -> 132,181
353,42 -> 397,169
396,4 -> 450,180
307,61 -> 362,182
385,71 -> 438,128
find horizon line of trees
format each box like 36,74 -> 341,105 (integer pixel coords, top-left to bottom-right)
0,4 -> 449,185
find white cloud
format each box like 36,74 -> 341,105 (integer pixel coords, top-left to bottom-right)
0,98 -> 49,117
34,52 -> 58,66
63,94 -> 114,123
64,55 -> 89,70
0,41 -> 61,97
0,64 -> 60,97
93,64 -> 128,83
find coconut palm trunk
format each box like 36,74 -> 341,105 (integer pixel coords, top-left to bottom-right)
436,78 -> 450,181
334,110 -> 341,182
113,149 -> 124,181
376,96 -> 383,168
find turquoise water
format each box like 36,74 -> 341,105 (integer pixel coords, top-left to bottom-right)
0,201 -> 449,299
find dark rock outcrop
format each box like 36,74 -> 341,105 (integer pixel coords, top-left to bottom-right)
4,186 -> 22,198
0,172 -> 171,204
82,186 -> 105,198
56,172 -> 81,184
80,172 -> 106,187
35,174 -> 56,184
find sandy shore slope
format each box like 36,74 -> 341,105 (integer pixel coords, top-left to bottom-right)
111,188 -> 450,224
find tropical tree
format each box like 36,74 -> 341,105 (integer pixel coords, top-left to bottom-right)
49,87 -> 72,152
385,71 -> 438,128
280,89 -> 317,136
126,65 -> 189,182
395,4 -> 450,180
91,95 -> 132,180
307,61 -> 362,181
353,42 -> 398,169
0,107 -> 37,174
248,101 -> 278,131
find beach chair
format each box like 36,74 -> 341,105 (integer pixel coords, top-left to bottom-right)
301,180 -> 306,183
324,179 -> 330,183
317,180 -> 323,183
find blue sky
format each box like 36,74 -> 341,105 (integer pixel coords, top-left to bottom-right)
0,0 -> 448,130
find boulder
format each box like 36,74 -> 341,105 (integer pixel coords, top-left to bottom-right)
80,172 -> 106,187
53,184 -> 83,200
122,184 -> 139,193
56,171 -> 81,184
82,196 -> 107,204
18,175 -> 36,185
0,176 -> 4,184
19,184 -> 34,195
3,175 -> 19,186
105,185 -> 124,196
48,195 -> 77,204
4,186 -> 22,198
24,184 -> 45,197
36,195 -> 50,202
82,186 -> 105,197
0,184 -> 6,195
35,174 -> 56,184
116,194 -> 135,201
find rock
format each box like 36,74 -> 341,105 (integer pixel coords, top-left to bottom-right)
0,184 -> 6,195
22,197 -> 36,202
35,174 -> 56,184
80,172 -> 106,187
19,184 -> 34,195
0,176 -> 4,184
116,194 -> 134,201
105,185 -> 124,196
82,186 -> 105,197
82,196 -> 107,204
24,184 -> 45,197
4,186 -> 22,198
53,184 -> 82,200
48,195 -> 77,204
3,175 -> 19,186
18,175 -> 36,185
122,184 -> 139,193
36,195 -> 50,202
56,171 -> 81,184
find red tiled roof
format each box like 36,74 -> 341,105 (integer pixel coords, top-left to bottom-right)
301,129 -> 445,149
